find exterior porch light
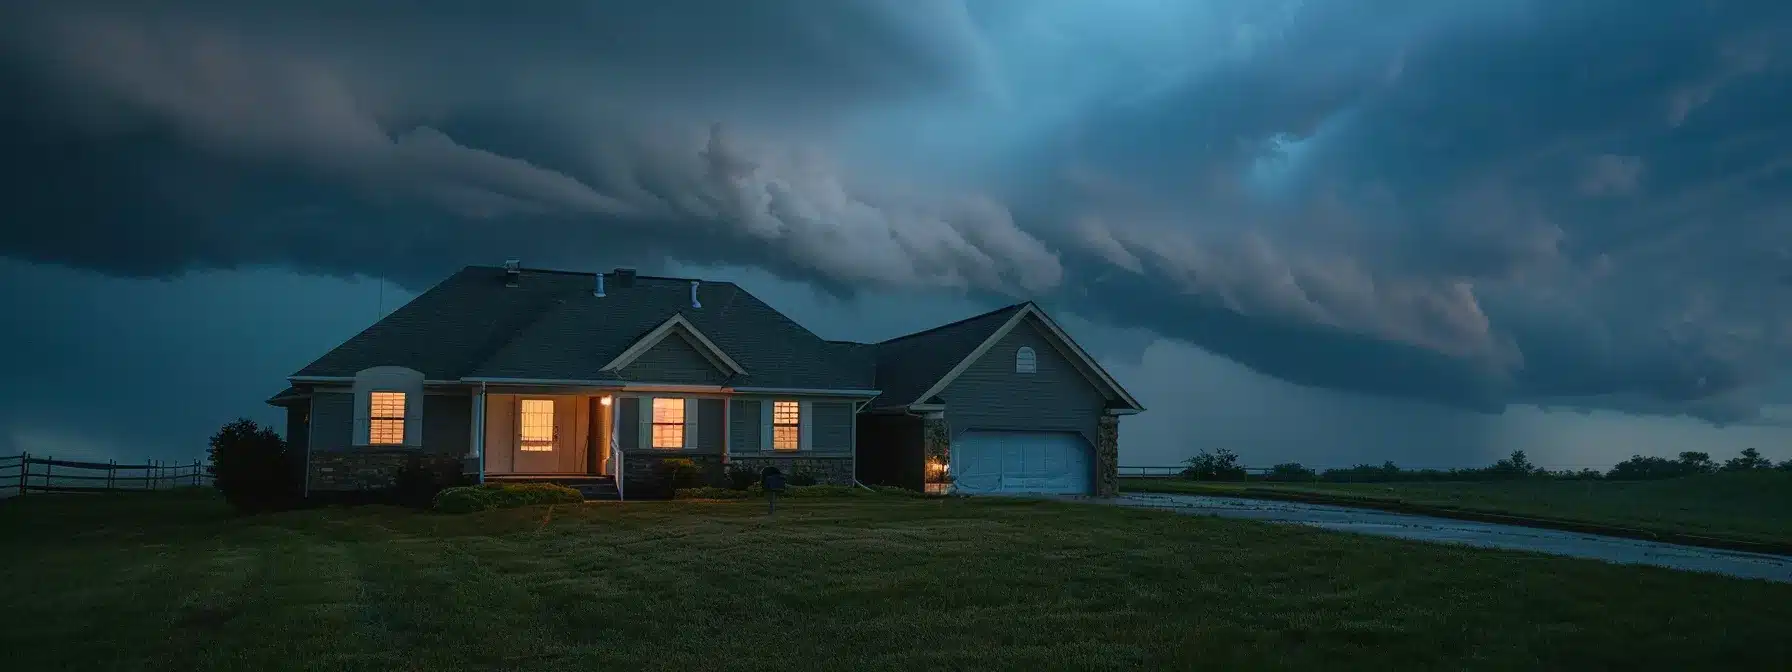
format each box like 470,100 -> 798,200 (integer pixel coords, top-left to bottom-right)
600,395 -> 613,407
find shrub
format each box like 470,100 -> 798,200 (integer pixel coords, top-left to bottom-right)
208,418 -> 297,513
432,482 -> 583,513
725,465 -> 760,490
1722,448 -> 1774,472
1779,459 -> 1792,473
656,458 -> 702,492
392,457 -> 468,508
1181,449 -> 1247,481
1606,454 -> 1718,480
788,470 -> 819,487
1265,462 -> 1316,482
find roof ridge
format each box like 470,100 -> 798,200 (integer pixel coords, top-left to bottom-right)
875,301 -> 1029,345
462,264 -> 726,284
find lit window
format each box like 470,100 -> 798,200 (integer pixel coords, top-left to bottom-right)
519,399 -> 555,451
1016,346 -> 1037,374
369,392 -> 406,445
652,398 -> 685,448
772,400 -> 800,451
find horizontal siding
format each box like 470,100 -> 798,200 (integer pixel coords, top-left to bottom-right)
422,395 -> 471,457
698,398 -> 725,452
620,333 -> 727,385
811,401 -> 853,454
310,392 -> 353,451
941,317 -> 1107,446
730,400 -> 761,452
726,396 -> 853,455
618,397 -> 640,451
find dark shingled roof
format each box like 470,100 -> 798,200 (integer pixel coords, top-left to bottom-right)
287,265 -> 1144,411
294,266 -> 875,390
868,303 -> 1027,407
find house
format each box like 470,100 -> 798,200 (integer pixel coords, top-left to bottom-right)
268,262 -> 1144,499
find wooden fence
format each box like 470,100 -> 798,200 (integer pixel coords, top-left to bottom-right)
1,453 -> 211,496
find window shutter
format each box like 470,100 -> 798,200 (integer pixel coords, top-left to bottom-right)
799,400 -> 814,451
407,393 -> 424,447
759,401 -> 773,452
352,391 -> 371,446
684,398 -> 699,449
637,396 -> 651,449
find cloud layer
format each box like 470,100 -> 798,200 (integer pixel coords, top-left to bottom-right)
4,0 -> 1792,423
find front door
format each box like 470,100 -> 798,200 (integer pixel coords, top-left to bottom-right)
514,398 -> 560,473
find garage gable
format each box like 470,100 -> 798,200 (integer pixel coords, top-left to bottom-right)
936,314 -> 1112,444
913,304 -> 1144,415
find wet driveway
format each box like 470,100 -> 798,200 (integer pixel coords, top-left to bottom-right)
1105,492 -> 1792,583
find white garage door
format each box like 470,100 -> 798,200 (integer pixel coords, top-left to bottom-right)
952,431 -> 1093,495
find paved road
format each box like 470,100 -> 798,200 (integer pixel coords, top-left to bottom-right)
1106,492 -> 1792,583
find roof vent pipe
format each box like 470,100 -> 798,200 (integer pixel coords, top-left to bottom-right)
690,280 -> 702,309
594,272 -> 606,298
503,259 -> 520,287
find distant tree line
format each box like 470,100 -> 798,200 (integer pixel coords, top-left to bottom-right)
1180,447 -> 1792,483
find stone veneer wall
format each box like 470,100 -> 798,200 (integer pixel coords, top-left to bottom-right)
922,414 -> 951,494
309,450 -> 461,492
726,455 -> 854,486
1094,415 -> 1120,498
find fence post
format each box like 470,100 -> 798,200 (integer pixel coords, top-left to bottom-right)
44,457 -> 53,490
150,460 -> 159,491
107,459 -> 116,491
192,459 -> 201,487
16,451 -> 25,496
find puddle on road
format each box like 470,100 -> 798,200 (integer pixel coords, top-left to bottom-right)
1108,493 -> 1792,583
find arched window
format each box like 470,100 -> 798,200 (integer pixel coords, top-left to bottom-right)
1015,346 -> 1038,374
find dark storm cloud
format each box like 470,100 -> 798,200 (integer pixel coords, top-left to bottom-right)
3,0 -> 1791,424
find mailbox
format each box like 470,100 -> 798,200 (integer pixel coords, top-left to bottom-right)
761,466 -> 786,492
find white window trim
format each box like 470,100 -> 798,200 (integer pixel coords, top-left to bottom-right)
760,399 -> 812,452
771,400 -> 801,451
642,396 -> 699,450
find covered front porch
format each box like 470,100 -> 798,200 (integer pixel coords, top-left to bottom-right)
475,389 -> 619,481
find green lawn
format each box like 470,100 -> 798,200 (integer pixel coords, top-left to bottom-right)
1124,471 -> 1792,546
2,491 -> 1790,671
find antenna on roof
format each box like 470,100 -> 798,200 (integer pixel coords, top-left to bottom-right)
690,280 -> 703,309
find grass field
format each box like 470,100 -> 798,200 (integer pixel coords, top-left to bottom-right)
2,491 -> 1790,671
1123,471 -> 1792,546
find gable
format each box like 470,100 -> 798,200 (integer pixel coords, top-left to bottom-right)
946,316 -> 1113,407
615,331 -> 731,385
897,304 -> 1144,412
